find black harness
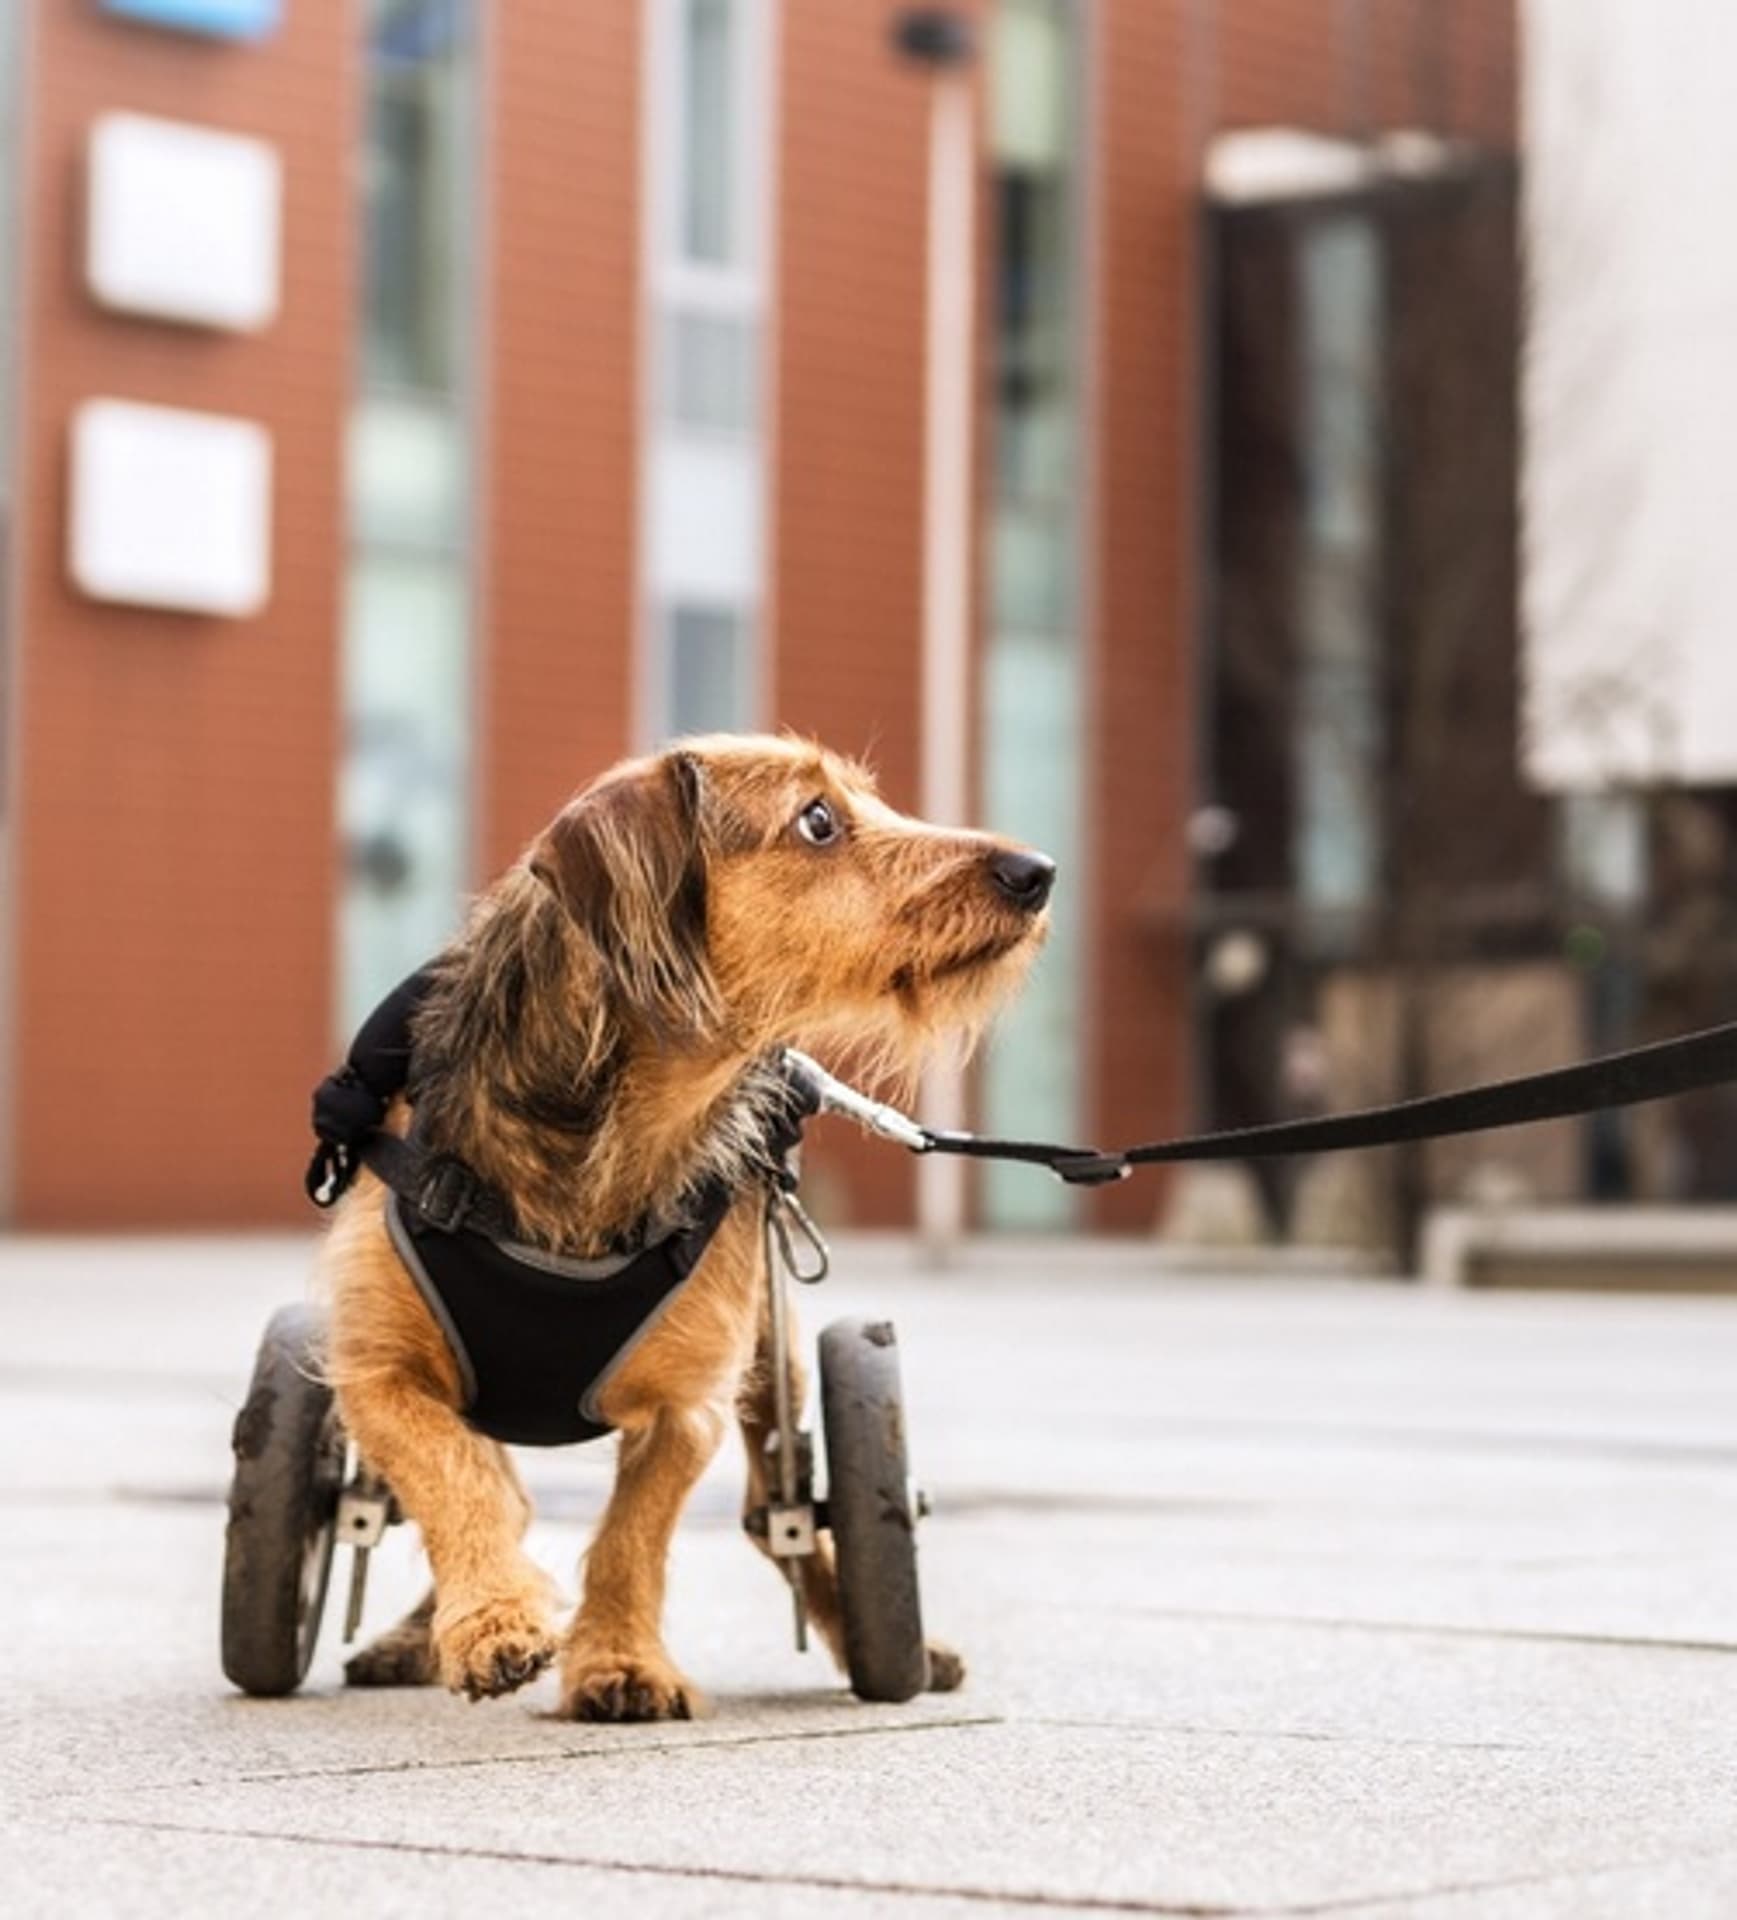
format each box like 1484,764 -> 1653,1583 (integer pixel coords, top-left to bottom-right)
380,1176 -> 736,1448
304,968 -> 812,1451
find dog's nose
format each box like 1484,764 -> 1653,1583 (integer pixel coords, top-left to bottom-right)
987,848 -> 1056,913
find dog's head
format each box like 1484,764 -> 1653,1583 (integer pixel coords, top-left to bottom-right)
530,734 -> 1052,1071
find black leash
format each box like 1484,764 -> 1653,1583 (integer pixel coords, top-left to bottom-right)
309,986 -> 1737,1204
910,1018 -> 1737,1187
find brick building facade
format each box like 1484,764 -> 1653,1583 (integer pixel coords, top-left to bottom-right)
0,0 -> 1516,1230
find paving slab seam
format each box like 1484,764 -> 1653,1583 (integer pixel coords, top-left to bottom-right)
1023,1713 -> 1737,1766
21,1712 -> 1006,1806
55,1815 -> 1737,1920
1080,1415 -> 1737,1470
1022,1717 -> 1533,1756
35,1815 -> 1324,1918
0,1364 -> 242,1398
0,1487 -> 227,1510
1267,1840 -> 1737,1919
1077,1606 -> 1737,1657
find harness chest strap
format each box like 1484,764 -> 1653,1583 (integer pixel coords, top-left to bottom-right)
362,1128 -> 517,1238
383,1180 -> 736,1449
345,1058 -> 822,1449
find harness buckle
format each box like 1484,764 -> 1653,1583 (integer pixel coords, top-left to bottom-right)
418,1157 -> 478,1233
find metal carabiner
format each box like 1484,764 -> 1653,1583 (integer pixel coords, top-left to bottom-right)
767,1183 -> 831,1285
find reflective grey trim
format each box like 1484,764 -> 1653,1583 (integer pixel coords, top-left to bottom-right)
577,1272 -> 696,1430
385,1193 -> 479,1408
488,1235 -> 641,1281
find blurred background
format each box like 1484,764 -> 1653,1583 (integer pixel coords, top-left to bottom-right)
0,0 -> 1731,1264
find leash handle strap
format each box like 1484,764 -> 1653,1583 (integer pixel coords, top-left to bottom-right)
916,1017 -> 1737,1185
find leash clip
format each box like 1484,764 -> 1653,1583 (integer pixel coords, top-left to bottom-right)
783,1049 -> 929,1152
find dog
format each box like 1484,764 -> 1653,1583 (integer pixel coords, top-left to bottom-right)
320,733 -> 1054,1720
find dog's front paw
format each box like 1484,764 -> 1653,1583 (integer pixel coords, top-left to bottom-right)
435,1597 -> 557,1701
559,1647 -> 705,1723
924,1640 -> 967,1693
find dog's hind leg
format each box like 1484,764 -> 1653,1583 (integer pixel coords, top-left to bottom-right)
739,1323 -> 966,1695
343,1590 -> 435,1687
738,1334 -> 849,1670
558,1405 -> 723,1721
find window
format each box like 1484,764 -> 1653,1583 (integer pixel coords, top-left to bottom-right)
665,604 -> 750,737
339,550 -> 470,1022
642,0 -> 771,745
340,0 -> 476,1039
681,0 -> 737,266
1293,214 -> 1382,922
981,0 -> 1086,1230
362,0 -> 470,394
663,309 -> 757,434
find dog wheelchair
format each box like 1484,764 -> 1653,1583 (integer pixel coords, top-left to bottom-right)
220,1053 -> 939,1707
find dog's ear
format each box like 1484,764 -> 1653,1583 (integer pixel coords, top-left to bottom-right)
530,751 -> 720,1037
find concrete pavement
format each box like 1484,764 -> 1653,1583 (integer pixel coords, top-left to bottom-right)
5,1231 -> 1737,1916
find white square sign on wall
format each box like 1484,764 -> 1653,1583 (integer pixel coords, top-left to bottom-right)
86,112 -> 282,332
70,399 -> 274,617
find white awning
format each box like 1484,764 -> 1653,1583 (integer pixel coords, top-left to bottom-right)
1204,127 -> 1468,206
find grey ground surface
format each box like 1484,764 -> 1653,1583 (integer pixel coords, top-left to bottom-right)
5,1232 -> 1737,1918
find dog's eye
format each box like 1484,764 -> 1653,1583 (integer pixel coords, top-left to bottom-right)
796,798 -> 842,847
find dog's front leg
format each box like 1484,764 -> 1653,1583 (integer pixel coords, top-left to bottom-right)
559,1405 -> 723,1721
345,1443 -> 530,1688
337,1374 -> 556,1701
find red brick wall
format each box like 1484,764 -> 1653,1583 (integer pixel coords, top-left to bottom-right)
1217,0 -> 1515,139
9,6 -> 352,1225
772,0 -> 980,1224
1218,0 -> 1342,129
478,3 -> 643,876
0,0 -> 1518,1232
1445,0 -> 1518,143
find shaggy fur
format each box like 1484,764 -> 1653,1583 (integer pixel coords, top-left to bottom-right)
321,734 -> 1050,1719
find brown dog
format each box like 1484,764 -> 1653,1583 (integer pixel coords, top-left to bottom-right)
320,733 -> 1053,1720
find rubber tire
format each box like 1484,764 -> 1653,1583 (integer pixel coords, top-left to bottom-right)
221,1303 -> 344,1697
819,1316 -> 928,1703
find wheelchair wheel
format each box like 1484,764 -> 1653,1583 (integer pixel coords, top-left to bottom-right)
221,1303 -> 345,1697
819,1316 -> 928,1703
